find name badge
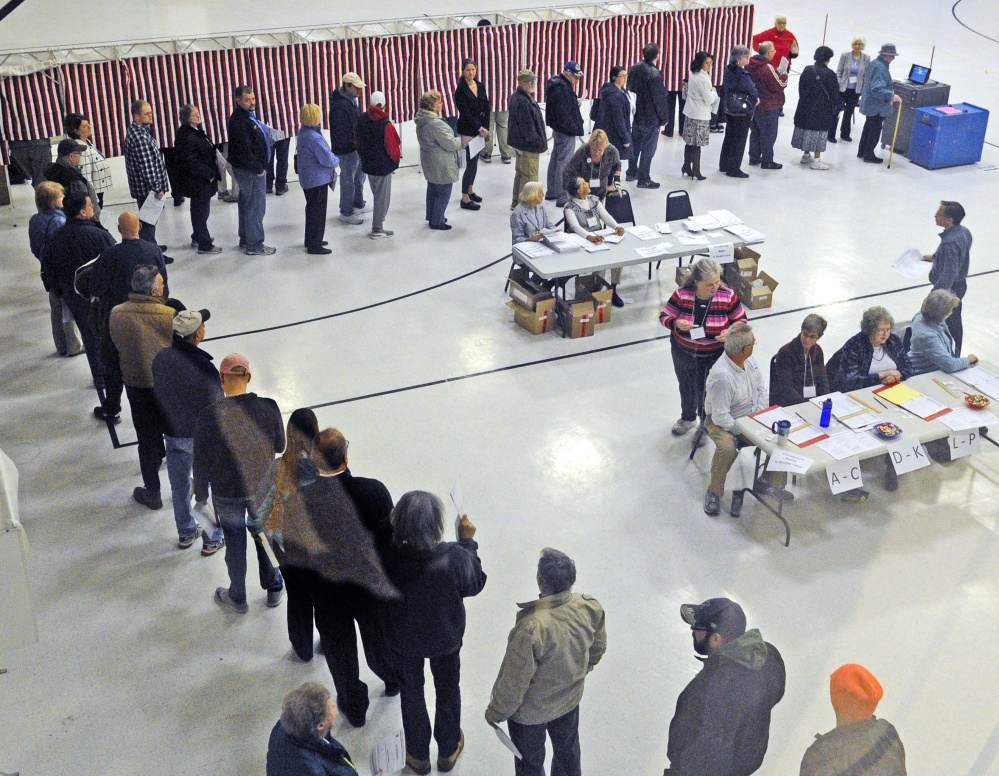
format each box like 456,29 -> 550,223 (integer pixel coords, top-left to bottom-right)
589,177 -> 602,188
803,386 -> 817,399
586,215 -> 599,229
689,326 -> 707,341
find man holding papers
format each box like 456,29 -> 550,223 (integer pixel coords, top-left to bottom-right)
923,201 -> 972,355
124,99 -> 170,245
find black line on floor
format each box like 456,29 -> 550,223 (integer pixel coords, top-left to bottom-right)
952,0 -> 999,44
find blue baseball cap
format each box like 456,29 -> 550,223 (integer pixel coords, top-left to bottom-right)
564,61 -> 583,77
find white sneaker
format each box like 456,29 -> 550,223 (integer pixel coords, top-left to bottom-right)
369,229 -> 394,239
339,214 -> 364,225
671,418 -> 696,436
799,152 -> 812,164
810,159 -> 830,170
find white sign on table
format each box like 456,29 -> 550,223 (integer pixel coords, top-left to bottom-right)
634,242 -> 672,258
708,242 -> 735,262
949,430 -> 981,460
885,438 -> 931,475
676,233 -> 710,246
766,448 -> 813,474
826,456 -> 863,494
654,222 -> 672,234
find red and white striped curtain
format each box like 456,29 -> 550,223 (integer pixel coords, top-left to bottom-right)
0,68 -> 64,151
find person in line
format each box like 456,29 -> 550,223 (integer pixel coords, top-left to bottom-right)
660,258 -> 747,437
561,129 -> 622,203
415,90 -> 469,232
909,290 -> 977,375
666,598 -> 785,776
747,41 -> 787,170
681,52 -> 719,181
752,14 -> 799,72
792,46 -> 842,170
41,189 -> 116,397
63,113 -> 112,208
509,181 -> 555,244
485,548 -> 606,776
857,44 -> 902,164
381,492 -> 487,775
252,408 -> 320,661
475,20 -> 511,164
507,69 -> 547,209
626,43 -> 669,188
29,182 -> 83,357
832,36 -> 870,142
90,212 -> 171,423
356,90 -> 401,240
227,85 -> 275,255
266,682 -> 383,776
563,177 -> 627,306
719,46 -> 758,178
296,103 -> 339,255
454,58 -> 491,211
266,133 -> 291,197
800,664 -> 906,776
43,139 -> 100,219
833,306 -> 913,392
194,353 -> 285,611
329,72 -> 368,225
771,314 -> 830,406
544,62 -> 585,207
173,104 -> 222,255
124,100 -> 169,244
151,309 -> 226,553
593,66 -> 631,167
109,266 -> 176,510
923,200 -> 971,354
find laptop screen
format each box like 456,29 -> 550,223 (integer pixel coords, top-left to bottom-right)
908,64 -> 931,84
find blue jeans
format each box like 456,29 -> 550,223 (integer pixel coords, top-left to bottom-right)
214,496 -> 283,604
749,109 -> 779,165
425,182 -> 452,228
165,437 -> 222,542
628,123 -> 659,182
63,290 -> 105,390
546,131 -> 577,206
337,151 -> 367,216
232,167 -> 267,251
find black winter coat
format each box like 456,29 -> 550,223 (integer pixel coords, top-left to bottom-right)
226,105 -> 269,174
594,82 -> 632,159
627,60 -> 668,127
339,469 -> 394,547
544,74 -> 584,137
794,64 -> 844,131
507,87 -> 548,153
266,722 -> 358,776
172,124 -> 220,198
328,88 -> 360,155
42,161 -> 89,198
454,78 -> 490,136
723,63 -> 759,116
152,339 -> 224,438
41,217 -> 116,298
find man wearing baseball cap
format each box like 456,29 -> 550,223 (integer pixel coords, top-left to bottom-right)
665,598 -> 785,776
329,72 -> 368,225
43,138 -> 101,219
544,62 -> 585,207
355,89 -> 401,239
507,69 -> 548,208
152,309 -> 225,553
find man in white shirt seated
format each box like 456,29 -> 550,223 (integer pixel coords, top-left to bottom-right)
563,176 -> 627,306
703,322 -> 789,517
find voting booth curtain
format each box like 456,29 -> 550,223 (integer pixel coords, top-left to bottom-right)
0,5 -> 753,162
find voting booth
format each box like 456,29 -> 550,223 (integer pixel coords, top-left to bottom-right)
0,446 -> 38,652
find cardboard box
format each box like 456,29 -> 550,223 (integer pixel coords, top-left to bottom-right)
676,265 -> 692,288
733,271 -> 778,309
506,298 -> 556,335
726,248 -> 760,285
556,296 -> 595,338
508,266 -> 554,312
575,274 -> 613,325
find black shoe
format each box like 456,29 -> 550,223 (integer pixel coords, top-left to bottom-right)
468,192 -> 482,203
173,197 -> 185,207
612,289 -> 625,308
343,711 -> 366,728
94,406 -> 120,423
430,223 -> 452,230
761,162 -> 783,170
275,185 -> 289,196
625,173 -> 638,182
163,255 -> 175,264
307,247 -> 333,255
730,491 -> 744,517
385,682 -> 401,697
841,135 -> 852,142
132,486 -> 163,510
726,170 -> 749,178
266,188 -> 273,194
460,200 -> 480,211
748,159 -> 760,166
827,136 -> 838,143
864,155 -> 884,164
636,179 -> 660,189
321,241 -> 328,246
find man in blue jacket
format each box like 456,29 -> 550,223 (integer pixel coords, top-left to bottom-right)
857,43 -> 902,163
227,85 -> 275,255
627,43 -> 669,188
329,72 -> 368,225
544,62 -> 585,207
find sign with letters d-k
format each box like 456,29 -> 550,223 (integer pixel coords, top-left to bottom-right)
826,456 -> 863,494
886,438 -> 931,475
949,429 -> 981,460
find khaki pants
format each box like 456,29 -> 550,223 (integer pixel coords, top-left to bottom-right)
482,111 -> 511,159
706,416 -> 784,497
512,150 -> 540,204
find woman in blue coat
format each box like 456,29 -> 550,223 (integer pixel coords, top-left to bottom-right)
296,103 -> 339,255
833,306 -> 913,392
718,45 -> 759,178
857,43 -> 902,163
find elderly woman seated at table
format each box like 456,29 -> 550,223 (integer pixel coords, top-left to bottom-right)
909,290 -> 978,375
772,314 -> 831,406
510,181 -> 555,244
560,129 -> 622,201
833,305 -> 913,392
563,176 -> 627,306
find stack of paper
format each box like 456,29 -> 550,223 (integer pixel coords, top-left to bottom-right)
952,366 -> 999,398
891,247 -> 932,280
707,209 -> 743,227
874,384 -> 951,420
581,240 -> 611,253
816,432 -> 885,460
724,224 -> 766,244
689,214 -> 722,229
809,392 -> 865,419
654,223 -> 672,234
634,242 -> 672,258
840,411 -> 880,430
541,233 -> 581,253
938,407 -> 998,430
514,241 -> 555,258
748,406 -> 801,430
625,225 -> 661,241
789,425 -> 829,447
676,233 -> 710,246
680,219 -> 703,232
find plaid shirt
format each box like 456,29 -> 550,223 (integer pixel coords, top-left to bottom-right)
124,122 -> 168,201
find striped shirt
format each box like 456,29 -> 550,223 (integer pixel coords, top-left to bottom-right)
660,285 -> 747,357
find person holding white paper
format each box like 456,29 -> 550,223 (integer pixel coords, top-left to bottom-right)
923,200 -> 972,355
563,176 -> 627,305
123,99 -> 169,245
909,290 -> 977,375
485,548 -> 606,776
510,182 -> 556,244
771,314 -> 831,406
454,58 -> 491,212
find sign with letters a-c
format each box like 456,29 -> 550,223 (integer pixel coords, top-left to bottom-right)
886,438 -> 931,475
826,456 -> 862,495
949,430 -> 981,460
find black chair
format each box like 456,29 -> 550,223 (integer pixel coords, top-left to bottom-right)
652,190 -> 695,280
603,188 -> 635,226
768,354 -> 779,406
826,347 -> 843,392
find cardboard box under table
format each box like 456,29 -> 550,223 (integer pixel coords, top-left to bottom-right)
506,298 -> 556,335
731,271 -> 778,309
556,296 -> 595,338
574,274 -> 613,325
507,266 -> 554,311
725,246 -> 760,285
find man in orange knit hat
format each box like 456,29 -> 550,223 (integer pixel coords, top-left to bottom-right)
799,663 -> 906,775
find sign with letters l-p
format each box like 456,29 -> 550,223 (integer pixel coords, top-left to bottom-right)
886,438 -> 931,475
950,429 -> 981,460
826,456 -> 862,495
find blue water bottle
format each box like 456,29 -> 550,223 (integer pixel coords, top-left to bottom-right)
819,398 -> 833,428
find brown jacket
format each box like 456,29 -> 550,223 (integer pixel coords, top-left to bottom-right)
109,293 -> 175,388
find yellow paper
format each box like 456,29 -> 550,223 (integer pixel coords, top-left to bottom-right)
877,383 -> 923,405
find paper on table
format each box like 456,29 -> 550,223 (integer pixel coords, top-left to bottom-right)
816,431 -> 884,460
138,192 -> 165,226
707,209 -> 743,227
625,225 -> 660,240
876,383 -> 923,405
789,425 -> 829,447
680,219 -> 702,232
654,222 -> 672,234
634,242 -> 672,258
891,247 -> 932,280
749,406 -> 801,429
708,242 -> 735,262
450,479 -> 464,540
490,723 -> 523,759
675,233 -> 710,245
369,729 -> 406,776
466,135 -> 486,158
766,448 -> 814,474
724,224 -> 766,243
514,241 -> 555,258
952,366 -> 999,397
581,241 -> 611,252
840,411 -> 881,430
810,392 -> 865,419
938,407 -> 999,431
900,395 -> 949,420
690,214 -> 721,229
600,233 -> 625,244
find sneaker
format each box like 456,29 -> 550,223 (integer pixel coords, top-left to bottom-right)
369,229 -> 394,239
198,246 -> 223,255
246,245 -> 276,255
178,532 -> 200,550
437,730 -> 465,773
132,486 -> 163,510
214,587 -> 249,613
405,754 -> 431,775
810,160 -> 831,170
94,406 -> 121,423
191,240 -> 198,248
502,156 -> 512,164
799,152 -> 812,164
671,418 -> 696,436
703,489 -> 721,516
479,152 -> 492,163
730,490 -> 744,517
636,179 -> 661,189
201,538 -> 224,556
266,587 -> 286,607
339,214 -> 364,225
761,162 -> 783,170
307,246 -> 333,255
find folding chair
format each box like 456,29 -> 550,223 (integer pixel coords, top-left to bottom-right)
603,188 -> 635,226
651,190 -> 696,279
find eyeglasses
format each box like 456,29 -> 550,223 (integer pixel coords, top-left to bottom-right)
875,327 -> 892,335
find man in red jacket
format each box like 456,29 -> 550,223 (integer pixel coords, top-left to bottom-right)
747,42 -> 788,169
355,90 -> 402,240
752,15 -> 799,73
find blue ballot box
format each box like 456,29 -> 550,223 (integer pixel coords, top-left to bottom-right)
909,103 -> 989,169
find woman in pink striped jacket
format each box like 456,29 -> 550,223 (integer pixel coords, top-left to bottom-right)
660,258 -> 747,435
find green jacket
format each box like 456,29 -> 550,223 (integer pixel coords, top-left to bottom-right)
485,590 -> 606,725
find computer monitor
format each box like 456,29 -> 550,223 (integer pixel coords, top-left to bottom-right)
908,64 -> 932,85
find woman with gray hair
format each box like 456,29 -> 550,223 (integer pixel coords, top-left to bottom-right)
832,35 -> 870,141
660,257 -> 747,435
380,491 -> 487,775
415,90 -> 473,230
510,181 -> 555,244
718,45 -> 758,177
771,313 -> 831,405
909,290 -> 978,374
833,306 -> 913,392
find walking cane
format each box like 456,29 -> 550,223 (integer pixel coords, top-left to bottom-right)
887,101 -> 902,169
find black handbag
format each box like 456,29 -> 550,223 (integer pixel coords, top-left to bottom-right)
724,89 -> 753,116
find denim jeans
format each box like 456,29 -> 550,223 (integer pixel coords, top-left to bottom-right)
232,168 -> 267,251
399,650 -> 462,761
628,123 -> 659,182
165,437 -> 222,542
546,131 -> 577,206
337,151 -> 367,216
507,705 -> 581,776
214,496 -> 283,604
63,291 -> 105,389
425,182 -> 452,228
749,109 -> 780,165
